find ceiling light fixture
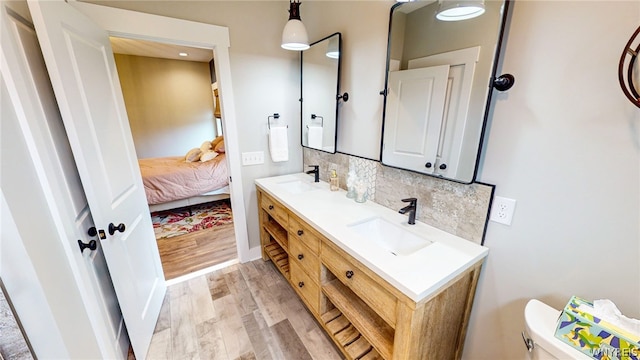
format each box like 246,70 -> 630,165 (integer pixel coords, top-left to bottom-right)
281,0 -> 310,51
178,52 -> 188,57
436,0 -> 485,21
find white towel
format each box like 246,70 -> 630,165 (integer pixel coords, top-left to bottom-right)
269,126 -> 288,162
308,126 -> 323,149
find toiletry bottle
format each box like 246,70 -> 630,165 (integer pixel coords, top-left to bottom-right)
330,169 -> 339,191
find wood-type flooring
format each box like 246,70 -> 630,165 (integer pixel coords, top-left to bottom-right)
157,222 -> 237,280
146,259 -> 342,360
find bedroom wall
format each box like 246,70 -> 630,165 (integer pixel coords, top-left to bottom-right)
114,54 -> 216,159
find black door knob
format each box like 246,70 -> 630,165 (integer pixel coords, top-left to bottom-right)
78,239 -> 97,253
88,227 -> 97,237
298,282 -> 304,288
298,254 -> 304,260
108,223 -> 126,235
297,230 -> 304,236
439,163 -> 447,170
425,162 -> 432,168
268,205 -> 274,210
346,270 -> 354,279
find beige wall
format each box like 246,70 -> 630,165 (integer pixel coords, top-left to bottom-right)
471,1 -> 640,358
114,54 -> 216,158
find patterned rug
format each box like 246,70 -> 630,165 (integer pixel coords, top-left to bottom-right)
151,201 -> 233,239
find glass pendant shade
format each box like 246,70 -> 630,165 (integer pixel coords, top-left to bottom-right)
281,19 -> 309,50
281,1 -> 309,51
326,36 -> 339,59
436,0 -> 485,21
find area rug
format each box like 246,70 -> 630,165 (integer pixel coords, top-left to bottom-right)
151,201 -> 233,239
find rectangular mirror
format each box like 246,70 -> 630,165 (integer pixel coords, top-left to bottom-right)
301,32 -> 342,153
381,0 -> 510,183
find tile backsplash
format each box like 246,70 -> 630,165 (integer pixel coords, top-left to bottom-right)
303,148 -> 494,244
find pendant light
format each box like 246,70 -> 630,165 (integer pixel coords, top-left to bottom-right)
281,0 -> 310,51
326,36 -> 339,59
436,0 -> 485,21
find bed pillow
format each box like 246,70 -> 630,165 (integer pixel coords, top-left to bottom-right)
200,141 -> 212,153
185,148 -> 202,162
212,136 -> 224,148
214,139 -> 225,153
200,150 -> 219,162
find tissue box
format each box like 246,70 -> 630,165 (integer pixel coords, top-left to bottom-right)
555,296 -> 640,360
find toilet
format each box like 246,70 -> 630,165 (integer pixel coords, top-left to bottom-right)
523,299 -> 592,359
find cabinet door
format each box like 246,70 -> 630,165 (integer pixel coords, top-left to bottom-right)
382,65 -> 449,174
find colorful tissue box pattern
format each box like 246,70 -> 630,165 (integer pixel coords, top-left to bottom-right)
555,296 -> 640,360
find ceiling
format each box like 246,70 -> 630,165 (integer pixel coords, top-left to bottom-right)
109,37 -> 213,62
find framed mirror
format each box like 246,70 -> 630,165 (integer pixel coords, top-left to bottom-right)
301,32 -> 342,153
381,0 -> 511,183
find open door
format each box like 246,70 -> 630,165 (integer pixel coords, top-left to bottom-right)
27,1 -> 165,358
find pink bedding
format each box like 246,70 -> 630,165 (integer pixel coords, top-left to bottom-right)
139,154 -> 228,205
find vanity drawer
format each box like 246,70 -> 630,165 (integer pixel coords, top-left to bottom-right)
260,192 -> 288,227
288,216 -> 320,254
322,243 -> 397,328
289,235 -> 320,281
290,261 -> 319,314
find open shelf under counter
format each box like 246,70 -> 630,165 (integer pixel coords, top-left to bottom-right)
263,216 -> 288,251
321,307 -> 384,360
264,241 -> 289,279
322,279 -> 394,359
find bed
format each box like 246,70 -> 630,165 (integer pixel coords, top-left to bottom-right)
139,152 -> 230,213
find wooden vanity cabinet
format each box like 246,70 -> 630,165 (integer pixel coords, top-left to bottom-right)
257,187 -> 483,360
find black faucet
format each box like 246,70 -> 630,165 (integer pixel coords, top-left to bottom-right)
399,198 -> 417,225
306,165 -> 320,183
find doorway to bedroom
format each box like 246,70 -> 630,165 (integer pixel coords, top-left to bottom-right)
110,37 -> 238,281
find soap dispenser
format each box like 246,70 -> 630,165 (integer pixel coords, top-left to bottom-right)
330,169 -> 339,191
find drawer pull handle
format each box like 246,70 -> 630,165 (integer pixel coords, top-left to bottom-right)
298,281 -> 304,288
346,270 -> 354,279
298,254 -> 304,260
297,229 -> 304,236
268,205 -> 274,210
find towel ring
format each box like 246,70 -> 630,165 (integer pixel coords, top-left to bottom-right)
310,114 -> 323,127
268,113 -> 287,129
619,26 -> 640,108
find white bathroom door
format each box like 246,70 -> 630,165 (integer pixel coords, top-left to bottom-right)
27,1 -> 166,359
383,65 -> 450,174
1,2 -> 128,357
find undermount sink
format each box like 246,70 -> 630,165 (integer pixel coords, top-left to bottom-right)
277,179 -> 318,194
348,217 -> 433,256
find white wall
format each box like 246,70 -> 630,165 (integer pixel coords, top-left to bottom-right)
469,1 -> 640,358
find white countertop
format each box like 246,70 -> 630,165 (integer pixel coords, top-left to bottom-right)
255,172 -> 489,303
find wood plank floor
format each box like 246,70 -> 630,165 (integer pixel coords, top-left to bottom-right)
156,222 -> 238,280
146,260 -> 342,360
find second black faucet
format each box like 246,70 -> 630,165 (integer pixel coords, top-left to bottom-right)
399,197 -> 418,225
306,165 -> 320,183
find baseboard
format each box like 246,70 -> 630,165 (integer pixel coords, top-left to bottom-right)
245,246 -> 262,262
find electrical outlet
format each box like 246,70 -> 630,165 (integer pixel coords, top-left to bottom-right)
489,196 -> 517,226
241,151 -> 264,166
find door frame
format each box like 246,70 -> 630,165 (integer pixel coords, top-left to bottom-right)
69,1 -> 251,263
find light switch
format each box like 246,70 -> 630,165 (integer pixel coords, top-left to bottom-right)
241,151 -> 264,166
